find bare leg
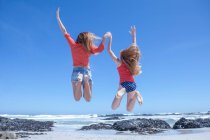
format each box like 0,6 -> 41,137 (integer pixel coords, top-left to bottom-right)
72,81 -> 82,101
111,86 -> 126,110
83,75 -> 92,102
126,91 -> 137,112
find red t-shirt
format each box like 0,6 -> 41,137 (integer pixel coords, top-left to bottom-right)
64,33 -> 104,67
117,62 -> 134,83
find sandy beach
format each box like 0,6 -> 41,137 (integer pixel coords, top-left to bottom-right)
19,129 -> 210,140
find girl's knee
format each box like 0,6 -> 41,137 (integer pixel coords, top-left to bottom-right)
126,106 -> 133,112
111,104 -> 117,110
126,99 -> 135,112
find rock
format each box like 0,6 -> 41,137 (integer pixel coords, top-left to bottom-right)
112,119 -> 138,131
99,114 -> 125,117
0,116 -> 54,132
196,118 -> 210,127
112,119 -> 171,132
173,118 -> 203,129
80,118 -> 171,135
0,116 -> 54,138
141,114 -> 154,116
135,127 -> 164,135
80,123 -> 112,130
16,132 -> 45,138
0,131 -> 17,139
102,117 -> 123,120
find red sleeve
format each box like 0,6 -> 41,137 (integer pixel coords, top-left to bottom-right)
91,43 -> 104,54
64,33 -> 76,48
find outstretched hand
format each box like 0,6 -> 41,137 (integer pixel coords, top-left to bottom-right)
102,32 -> 112,45
129,25 -> 137,45
103,32 -> 112,38
129,25 -> 136,37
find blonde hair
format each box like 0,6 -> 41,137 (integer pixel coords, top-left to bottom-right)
76,32 -> 100,54
120,45 -> 142,75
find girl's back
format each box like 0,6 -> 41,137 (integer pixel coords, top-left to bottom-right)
64,33 -> 104,67
117,62 -> 134,83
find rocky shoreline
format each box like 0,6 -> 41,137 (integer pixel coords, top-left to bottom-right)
0,116 -> 54,139
173,118 -> 210,129
80,117 -> 210,134
1,115 -> 210,139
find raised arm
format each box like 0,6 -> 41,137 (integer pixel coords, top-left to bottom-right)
56,8 -> 67,34
130,25 -> 137,45
56,8 -> 77,47
106,32 -> 121,66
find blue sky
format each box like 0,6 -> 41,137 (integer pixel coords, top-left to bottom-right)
0,0 -> 210,115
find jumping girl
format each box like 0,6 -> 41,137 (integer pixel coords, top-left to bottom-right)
107,26 -> 143,112
56,8 -> 110,102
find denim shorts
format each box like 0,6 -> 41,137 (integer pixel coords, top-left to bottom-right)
71,67 -> 92,84
120,81 -> 136,93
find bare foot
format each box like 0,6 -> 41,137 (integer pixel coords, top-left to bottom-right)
136,91 -> 143,105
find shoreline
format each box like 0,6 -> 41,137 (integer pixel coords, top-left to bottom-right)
1,113 -> 210,139
18,128 -> 210,140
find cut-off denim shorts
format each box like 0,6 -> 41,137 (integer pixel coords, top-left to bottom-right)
71,67 -> 92,85
120,81 -> 136,93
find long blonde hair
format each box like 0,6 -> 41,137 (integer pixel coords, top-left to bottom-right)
120,45 -> 142,75
76,32 -> 100,54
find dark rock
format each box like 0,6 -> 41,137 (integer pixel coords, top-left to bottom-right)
112,119 -> 138,131
196,118 -> 210,127
80,123 -> 112,130
173,118 -> 203,129
141,114 -> 154,116
0,116 -> 54,132
80,118 -> 170,135
99,114 -> 125,117
16,132 -> 45,138
112,118 -> 171,133
102,117 -> 123,120
135,127 -> 164,135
